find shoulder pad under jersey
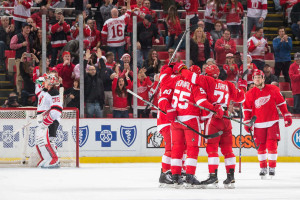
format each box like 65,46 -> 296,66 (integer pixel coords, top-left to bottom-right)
48,88 -> 59,96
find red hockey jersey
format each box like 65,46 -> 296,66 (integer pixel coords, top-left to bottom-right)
243,84 -> 290,128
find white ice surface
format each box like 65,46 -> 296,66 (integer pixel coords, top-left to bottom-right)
0,163 -> 300,200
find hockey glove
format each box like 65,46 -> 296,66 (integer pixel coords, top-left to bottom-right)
214,105 -> 224,119
167,108 -> 177,122
283,114 -> 292,127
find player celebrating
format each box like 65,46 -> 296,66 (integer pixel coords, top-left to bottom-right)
157,64 -> 178,187
168,64 -> 208,188
175,64 -> 245,189
35,74 -> 63,168
243,69 -> 292,179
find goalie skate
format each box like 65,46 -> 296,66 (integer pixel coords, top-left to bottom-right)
159,170 -> 173,188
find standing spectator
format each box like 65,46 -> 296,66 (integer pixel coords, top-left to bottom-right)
50,8 -> 70,67
30,5 -> 48,29
87,20 -> 101,51
143,0 -> 157,24
289,52 -> 300,114
273,26 -> 292,83
2,92 -> 22,108
0,16 -> 15,72
203,0 -> 223,32
263,64 -> 279,85
112,70 -> 133,118
100,0 -> 116,23
248,27 -> 269,71
136,68 -> 152,118
101,2 -> 131,61
247,0 -> 267,38
84,64 -> 105,118
239,54 -> 258,84
32,28 -> 44,60
137,14 -> 160,67
105,52 -> 116,69
19,52 -> 37,106
128,0 -> 150,35
165,5 -> 182,50
13,0 -> 33,33
70,15 -> 91,41
10,22 -> 33,97
234,51 -> 243,68
223,0 -> 244,38
223,53 -> 239,82
143,49 -> 161,79
55,51 -> 75,90
184,0 -> 200,28
214,29 -> 236,67
291,2 -> 300,40
197,20 -> 213,46
210,21 -> 224,49
190,27 -> 210,69
46,0 -> 66,8
65,79 -> 80,110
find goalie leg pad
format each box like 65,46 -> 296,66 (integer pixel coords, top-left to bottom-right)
35,127 -> 59,168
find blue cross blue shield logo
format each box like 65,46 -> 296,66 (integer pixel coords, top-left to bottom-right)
120,126 -> 137,147
0,125 -> 19,148
28,126 -> 38,147
72,125 -> 89,147
96,125 -> 117,147
55,125 -> 68,148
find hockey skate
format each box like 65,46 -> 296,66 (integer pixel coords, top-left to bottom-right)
172,174 -> 184,189
200,170 -> 219,189
259,168 -> 267,179
269,167 -> 275,178
159,170 -> 173,188
181,170 -> 187,183
185,174 -> 201,189
223,169 -> 235,189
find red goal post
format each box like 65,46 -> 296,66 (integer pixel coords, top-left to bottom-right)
0,107 -> 79,167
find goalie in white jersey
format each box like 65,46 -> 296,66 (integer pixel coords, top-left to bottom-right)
36,74 -> 63,168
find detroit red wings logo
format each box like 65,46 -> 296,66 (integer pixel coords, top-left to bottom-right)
255,95 -> 271,108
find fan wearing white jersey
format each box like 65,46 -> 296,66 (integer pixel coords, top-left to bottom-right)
101,0 -> 131,60
36,74 -> 62,168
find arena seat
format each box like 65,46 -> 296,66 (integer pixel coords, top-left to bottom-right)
157,51 -> 169,60
265,53 -> 274,60
279,82 -> 291,91
286,98 -> 294,107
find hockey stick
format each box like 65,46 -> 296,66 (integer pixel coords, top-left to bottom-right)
239,103 -> 243,173
185,100 -> 257,127
127,89 -> 223,139
248,128 -> 260,150
143,24 -> 198,115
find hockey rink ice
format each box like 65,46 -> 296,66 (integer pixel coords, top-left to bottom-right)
0,162 -> 299,200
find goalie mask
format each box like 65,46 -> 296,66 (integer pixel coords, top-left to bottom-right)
46,74 -> 60,86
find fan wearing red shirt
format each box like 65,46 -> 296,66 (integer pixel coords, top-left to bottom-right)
136,68 -> 152,118
54,51 -> 75,90
243,70 -> 292,178
87,19 -> 101,51
127,0 -> 149,33
112,70 -> 133,118
238,54 -> 258,84
223,53 -> 239,82
176,64 -> 245,189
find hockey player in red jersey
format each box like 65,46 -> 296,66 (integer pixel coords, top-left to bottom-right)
157,64 -> 178,187
168,64 -> 208,188
243,69 -> 292,178
175,64 -> 245,188
36,74 -> 62,168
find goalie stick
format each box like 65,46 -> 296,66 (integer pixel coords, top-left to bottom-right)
185,100 -> 257,127
127,89 -> 223,139
143,24 -> 198,115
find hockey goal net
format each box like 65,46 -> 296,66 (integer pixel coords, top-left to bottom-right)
0,108 -> 79,167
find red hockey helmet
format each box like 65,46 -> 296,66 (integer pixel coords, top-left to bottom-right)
189,65 -> 201,75
205,65 -> 220,78
252,69 -> 265,79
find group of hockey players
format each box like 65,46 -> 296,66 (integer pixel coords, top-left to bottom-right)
35,72 -> 62,168
156,62 -> 292,189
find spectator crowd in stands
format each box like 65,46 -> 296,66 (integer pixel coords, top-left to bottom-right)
0,0 -> 300,115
